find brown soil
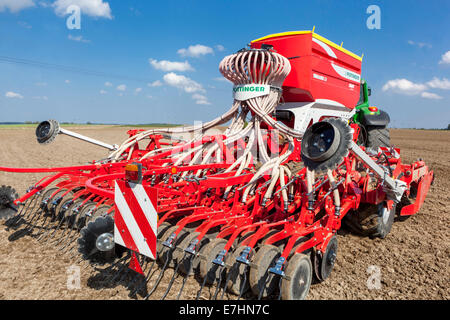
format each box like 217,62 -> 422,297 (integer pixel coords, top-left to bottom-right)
0,127 -> 448,300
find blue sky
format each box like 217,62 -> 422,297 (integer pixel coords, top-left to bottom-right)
0,0 -> 449,128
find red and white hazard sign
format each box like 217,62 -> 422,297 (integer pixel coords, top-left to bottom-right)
114,180 -> 158,260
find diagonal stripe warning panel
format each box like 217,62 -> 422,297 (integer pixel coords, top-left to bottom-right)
114,180 -> 157,260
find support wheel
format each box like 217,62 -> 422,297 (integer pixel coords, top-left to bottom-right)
249,244 -> 281,298
199,238 -> 227,285
177,232 -> 209,275
281,253 -> 313,300
313,236 -> 337,282
344,202 -> 396,239
226,246 -> 251,295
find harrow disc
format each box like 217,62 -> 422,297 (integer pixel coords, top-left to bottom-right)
0,186 -> 18,220
199,237 -> 228,285
313,236 -> 337,282
281,253 -> 312,300
78,216 -> 115,265
249,244 -> 281,298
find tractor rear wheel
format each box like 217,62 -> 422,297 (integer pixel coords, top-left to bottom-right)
365,126 -> 390,150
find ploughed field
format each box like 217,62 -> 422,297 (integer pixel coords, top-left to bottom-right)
0,126 -> 448,300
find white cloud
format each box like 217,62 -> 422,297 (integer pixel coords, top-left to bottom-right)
147,80 -> 162,87
427,77 -> 450,90
149,58 -> 193,72
382,79 -> 427,96
420,92 -> 443,100
5,91 -> 24,99
68,34 -> 90,43
35,81 -> 47,86
407,40 -> 432,49
215,44 -> 225,52
0,0 -> 35,13
104,81 -> 113,87
146,95 -> 153,99
135,87 -> 142,94
118,92 -> 124,97
177,44 -> 213,58
99,89 -> 107,94
65,79 -> 70,84
382,78 -> 447,100
439,51 -> 450,65
53,0 -> 112,19
116,84 -> 126,91
163,72 -> 205,93
192,93 -> 210,105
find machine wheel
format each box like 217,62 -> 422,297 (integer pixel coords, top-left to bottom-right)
281,253 -> 313,300
344,202 -> 396,239
301,118 -> 353,172
249,244 -> 281,298
226,245 -> 251,295
156,221 -> 172,256
0,186 -> 19,220
313,236 -> 337,282
199,238 -> 228,284
78,216 -> 115,265
177,232 -> 210,275
365,126 -> 390,150
157,225 -> 178,264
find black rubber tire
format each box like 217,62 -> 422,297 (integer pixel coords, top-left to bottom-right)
199,238 -> 228,284
226,246 -> 251,295
281,253 -> 313,300
301,118 -> 353,172
344,202 -> 396,239
156,221 -> 172,256
249,244 -> 281,298
313,236 -> 337,282
157,225 -> 178,264
177,231 -> 210,275
366,126 -> 390,150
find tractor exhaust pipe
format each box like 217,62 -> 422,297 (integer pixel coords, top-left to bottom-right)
35,120 -> 118,151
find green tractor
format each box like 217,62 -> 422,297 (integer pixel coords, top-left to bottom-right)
353,80 -> 391,150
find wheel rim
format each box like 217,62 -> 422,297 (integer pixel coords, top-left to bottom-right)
282,253 -> 312,300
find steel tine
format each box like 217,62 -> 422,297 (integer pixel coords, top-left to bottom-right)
106,254 -> 132,286
220,263 -> 237,300
176,254 -> 194,300
237,264 -> 249,300
277,276 -> 282,300
129,260 -> 156,298
195,269 -> 209,300
10,194 -> 40,230
144,247 -> 174,300
212,265 -> 225,300
160,252 -> 186,300
257,270 -> 271,300
5,196 -> 32,228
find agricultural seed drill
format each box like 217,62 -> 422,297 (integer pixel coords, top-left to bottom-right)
0,30 -> 434,300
